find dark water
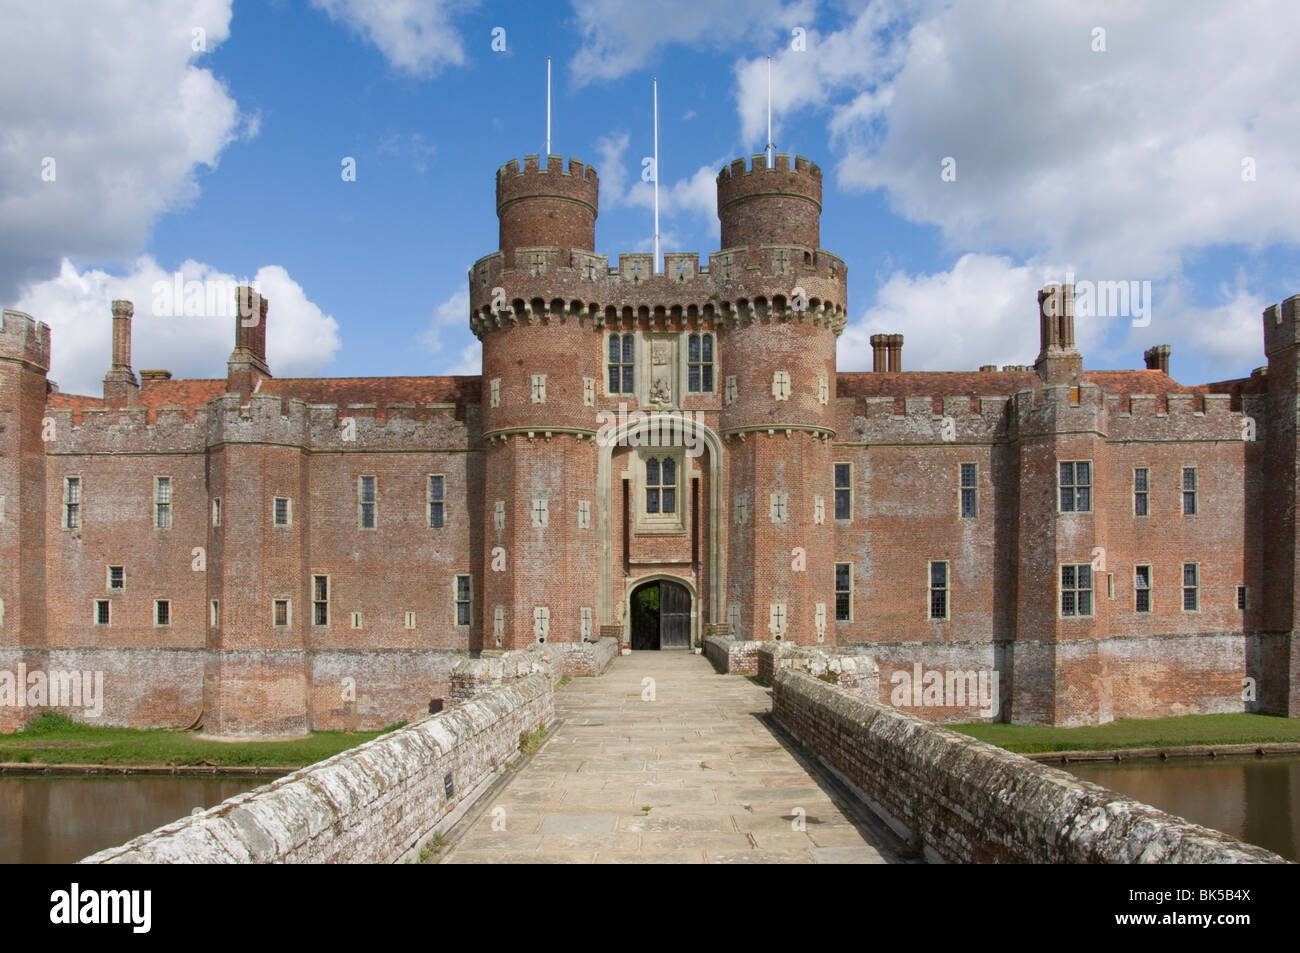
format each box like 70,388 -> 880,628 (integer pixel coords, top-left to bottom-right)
0,776 -> 266,864
1061,756 -> 1300,861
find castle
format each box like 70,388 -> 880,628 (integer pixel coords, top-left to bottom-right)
1,151 -> 1297,735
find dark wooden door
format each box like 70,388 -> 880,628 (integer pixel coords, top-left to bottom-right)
659,581 -> 691,650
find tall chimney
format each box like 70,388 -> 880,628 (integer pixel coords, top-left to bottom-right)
887,333 -> 904,372
870,334 -> 888,372
102,299 -> 139,403
227,286 -> 271,396
1035,283 -> 1082,385
1144,344 -> 1171,374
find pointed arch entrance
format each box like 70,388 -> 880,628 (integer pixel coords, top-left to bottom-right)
628,576 -> 693,650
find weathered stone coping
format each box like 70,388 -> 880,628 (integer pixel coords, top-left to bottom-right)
80,672 -> 553,864
773,669 -> 1288,864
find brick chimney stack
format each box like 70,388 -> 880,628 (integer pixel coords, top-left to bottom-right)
227,286 -> 271,396
870,334 -> 904,372
1035,283 -> 1082,385
1144,344 -> 1171,374
870,334 -> 888,372
102,299 -> 139,403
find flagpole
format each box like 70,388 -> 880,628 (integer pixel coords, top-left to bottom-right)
546,56 -> 552,155
653,75 -> 660,275
766,56 -> 774,165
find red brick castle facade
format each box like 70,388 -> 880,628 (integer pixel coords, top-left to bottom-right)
2,152 -> 1297,734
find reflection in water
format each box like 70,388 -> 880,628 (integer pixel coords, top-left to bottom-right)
1062,755 -> 1300,861
0,776 -> 267,864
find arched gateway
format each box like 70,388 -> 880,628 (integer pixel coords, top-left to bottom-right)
629,577 -> 693,650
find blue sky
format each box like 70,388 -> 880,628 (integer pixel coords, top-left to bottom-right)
4,0 -> 1299,395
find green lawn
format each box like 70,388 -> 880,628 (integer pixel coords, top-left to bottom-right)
950,713 -> 1300,754
0,712 -> 400,767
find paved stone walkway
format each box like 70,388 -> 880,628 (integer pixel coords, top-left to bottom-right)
438,651 -> 908,864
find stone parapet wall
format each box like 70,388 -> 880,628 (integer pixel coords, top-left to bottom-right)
772,669 -> 1285,864
704,635 -> 763,674
81,672 -> 554,864
756,642 -> 878,696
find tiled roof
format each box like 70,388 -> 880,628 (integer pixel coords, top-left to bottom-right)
45,376 -> 480,423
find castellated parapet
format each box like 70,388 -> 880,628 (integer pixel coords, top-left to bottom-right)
717,153 -> 822,252
471,152 -> 846,344
0,309 -> 51,371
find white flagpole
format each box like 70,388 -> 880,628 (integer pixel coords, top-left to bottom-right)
653,75 -> 660,274
546,56 -> 552,155
766,56 -> 774,165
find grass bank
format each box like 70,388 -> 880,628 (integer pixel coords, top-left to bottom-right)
950,712 -> 1300,754
0,712 -> 401,768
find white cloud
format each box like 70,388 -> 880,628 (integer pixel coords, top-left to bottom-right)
0,0 -> 250,304
419,287 -> 479,374
593,131 -> 720,235
755,0 -> 1300,279
839,254 -> 1052,372
841,254 -> 1274,382
14,258 -> 340,396
568,0 -> 816,86
311,0 -> 478,77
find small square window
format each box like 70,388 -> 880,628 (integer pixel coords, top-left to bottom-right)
94,600 -> 110,626
108,565 -> 124,590
155,600 -> 171,626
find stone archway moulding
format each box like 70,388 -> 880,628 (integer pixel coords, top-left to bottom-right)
597,413 -> 724,628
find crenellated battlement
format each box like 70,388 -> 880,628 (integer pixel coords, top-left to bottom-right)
717,153 -> 823,251
496,154 -> 598,216
0,308 -> 51,371
43,392 -> 476,457
843,395 -> 1013,445
468,245 -> 847,339
1263,294 -> 1300,358
716,152 -> 821,191
44,404 -> 210,455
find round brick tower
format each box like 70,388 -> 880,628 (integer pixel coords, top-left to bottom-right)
475,154 -> 602,650
716,154 -> 847,645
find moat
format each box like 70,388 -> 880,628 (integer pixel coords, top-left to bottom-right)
0,776 -> 264,863
1060,755 -> 1300,861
